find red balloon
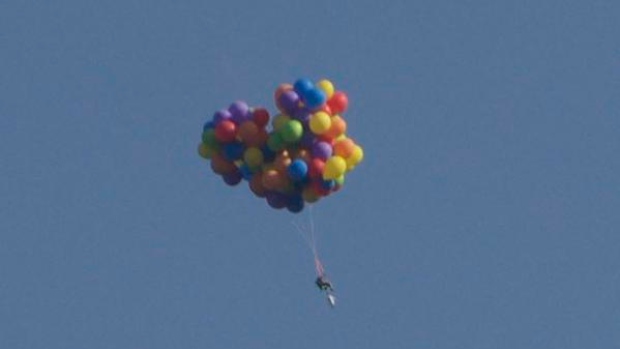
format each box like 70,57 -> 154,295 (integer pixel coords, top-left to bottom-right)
319,104 -> 332,115
311,180 -> 330,196
215,120 -> 237,143
327,91 -> 348,114
308,158 -> 325,179
257,129 -> 269,146
252,108 -> 270,128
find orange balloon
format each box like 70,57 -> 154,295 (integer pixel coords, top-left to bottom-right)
237,121 -> 260,146
262,169 -> 283,190
274,150 -> 292,172
210,153 -> 237,175
324,115 -> 347,139
302,186 -> 321,203
333,138 -> 356,158
293,148 -> 312,163
249,172 -> 266,197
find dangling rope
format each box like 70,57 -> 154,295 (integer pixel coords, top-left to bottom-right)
292,205 -> 326,277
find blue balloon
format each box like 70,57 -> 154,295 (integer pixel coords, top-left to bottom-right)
293,78 -> 314,99
286,195 -> 304,213
321,179 -> 336,190
287,159 -> 308,181
223,142 -> 244,161
304,88 -> 326,109
239,164 -> 253,181
203,121 -> 215,132
261,145 -> 277,163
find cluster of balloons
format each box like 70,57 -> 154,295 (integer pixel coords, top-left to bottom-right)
198,78 -> 364,213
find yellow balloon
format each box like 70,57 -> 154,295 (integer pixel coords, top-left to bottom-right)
261,163 -> 275,172
243,147 -> 264,168
334,133 -> 347,142
317,79 -> 335,99
346,145 -> 364,170
323,156 -> 347,180
335,175 -> 345,186
198,143 -> 215,159
309,111 -> 332,135
302,187 -> 320,203
272,114 -> 291,131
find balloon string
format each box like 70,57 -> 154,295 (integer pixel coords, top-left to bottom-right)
292,206 -> 326,277
308,205 -> 325,277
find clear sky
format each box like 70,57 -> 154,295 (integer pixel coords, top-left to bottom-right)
1,1 -> 619,348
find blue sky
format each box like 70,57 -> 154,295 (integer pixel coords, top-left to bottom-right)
1,1 -> 619,348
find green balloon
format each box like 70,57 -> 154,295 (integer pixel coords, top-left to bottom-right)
202,129 -> 218,147
267,132 -> 284,151
280,120 -> 303,143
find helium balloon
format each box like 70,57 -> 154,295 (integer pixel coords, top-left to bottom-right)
262,169 -> 284,190
302,186 -> 320,203
266,191 -> 287,209
316,79 -> 335,99
215,120 -> 237,143
324,115 -> 346,139
213,109 -> 232,124
201,128 -> 218,147
346,145 -> 364,170
323,156 -> 347,180
280,119 -> 304,143
308,158 -> 325,179
249,172 -> 266,197
327,91 -> 348,114
333,138 -> 356,158
286,195 -> 304,213
203,121 -> 215,131
210,153 -> 237,175
274,151 -> 292,173
199,78 -> 363,212
293,78 -> 314,98
229,101 -> 250,123
272,114 -> 291,131
311,141 -> 332,160
252,108 -> 270,127
198,143 -> 215,159
239,164 -> 254,181
304,88 -> 326,110
309,111 -> 331,135
223,171 -> 242,186
267,132 -> 285,152
237,120 -> 260,146
244,147 -> 264,168
223,142 -> 244,161
287,159 -> 308,181
278,90 -> 300,114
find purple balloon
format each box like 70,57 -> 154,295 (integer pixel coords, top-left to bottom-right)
312,141 -> 332,160
213,109 -> 232,124
300,131 -> 315,148
222,171 -> 242,186
292,107 -> 311,123
278,90 -> 300,114
265,191 -> 287,209
229,101 -> 250,123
